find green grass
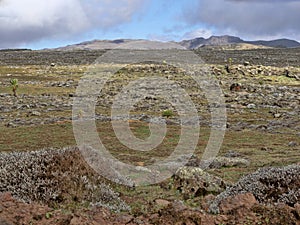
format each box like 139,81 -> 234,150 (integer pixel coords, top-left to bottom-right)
0,122 -> 75,152
131,123 -> 151,140
1,120 -> 298,182
0,86 -> 76,96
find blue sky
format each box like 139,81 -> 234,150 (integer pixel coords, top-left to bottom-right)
26,0 -> 205,49
0,0 -> 300,49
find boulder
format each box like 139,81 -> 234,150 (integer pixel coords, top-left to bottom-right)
30,111 -> 41,116
247,103 -> 256,109
230,83 -> 242,92
172,166 -> 226,199
243,61 -> 250,66
219,193 -> 257,215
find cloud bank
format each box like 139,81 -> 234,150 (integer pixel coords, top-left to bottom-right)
0,0 -> 145,48
183,0 -> 300,40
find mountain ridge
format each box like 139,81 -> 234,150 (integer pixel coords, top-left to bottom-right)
53,35 -> 300,50
179,35 -> 300,49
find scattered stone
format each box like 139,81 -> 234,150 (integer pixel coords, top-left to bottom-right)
274,113 -> 282,118
5,122 -> 17,128
30,111 -> 41,116
243,61 -> 250,66
247,103 -> 256,109
0,47 -> 300,225
224,150 -> 242,158
288,141 -> 298,147
261,147 -> 273,151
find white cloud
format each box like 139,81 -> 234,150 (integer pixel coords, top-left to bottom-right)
182,0 -> 300,41
182,29 -> 213,40
80,0 -> 145,29
0,0 -> 146,48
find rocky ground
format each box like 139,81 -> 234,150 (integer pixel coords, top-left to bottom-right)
0,48 -> 299,224
0,63 -> 299,131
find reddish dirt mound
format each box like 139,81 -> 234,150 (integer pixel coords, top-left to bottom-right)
1,192 -> 300,225
0,192 -> 124,225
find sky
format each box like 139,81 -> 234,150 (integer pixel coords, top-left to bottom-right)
0,0 -> 300,49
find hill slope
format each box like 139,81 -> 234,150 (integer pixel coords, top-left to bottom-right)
180,35 -> 300,49
54,35 -> 300,50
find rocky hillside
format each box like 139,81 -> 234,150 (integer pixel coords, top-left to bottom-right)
250,38 -> 300,48
180,35 -> 300,49
180,35 -> 244,49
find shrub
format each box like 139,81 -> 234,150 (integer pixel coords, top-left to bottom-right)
10,78 -> 18,97
162,109 -> 174,118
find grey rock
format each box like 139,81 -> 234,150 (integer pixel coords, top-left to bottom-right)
30,111 -> 41,116
247,103 -> 256,109
224,150 -> 242,158
172,166 -> 226,199
243,61 -> 250,66
273,113 -> 281,118
288,141 -> 298,147
209,157 -> 250,169
5,122 -> 17,128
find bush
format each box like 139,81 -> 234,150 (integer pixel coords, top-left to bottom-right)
209,164 -> 300,214
162,109 -> 174,118
0,147 -> 130,212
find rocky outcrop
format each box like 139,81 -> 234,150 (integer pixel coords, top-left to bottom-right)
172,166 -> 226,199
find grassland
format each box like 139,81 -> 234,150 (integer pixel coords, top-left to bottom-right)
0,49 -> 299,224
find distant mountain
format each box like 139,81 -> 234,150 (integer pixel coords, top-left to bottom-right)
55,39 -> 185,51
180,35 -> 244,49
247,39 -> 300,48
179,37 -> 206,49
195,43 -> 272,51
179,35 -> 300,49
54,35 -> 300,51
